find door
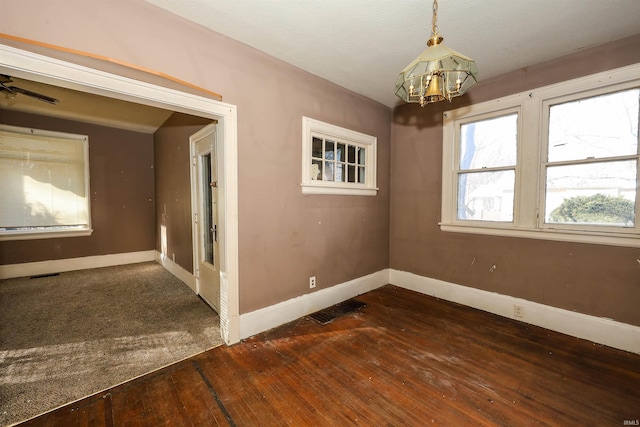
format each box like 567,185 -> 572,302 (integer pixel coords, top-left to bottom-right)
193,126 -> 220,312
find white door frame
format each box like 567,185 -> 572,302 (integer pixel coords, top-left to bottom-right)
190,123 -> 221,311
0,44 -> 240,345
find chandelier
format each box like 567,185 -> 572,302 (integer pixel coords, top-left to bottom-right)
395,0 -> 478,107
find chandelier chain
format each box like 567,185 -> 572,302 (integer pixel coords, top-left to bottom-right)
431,0 -> 439,36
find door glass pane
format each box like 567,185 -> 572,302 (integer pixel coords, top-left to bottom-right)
460,113 -> 518,170
545,160 -> 636,226
548,89 -> 639,162
201,154 -> 214,264
457,170 -> 515,222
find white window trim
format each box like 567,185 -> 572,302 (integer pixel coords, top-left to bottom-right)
301,117 -> 378,196
0,124 -> 93,241
441,62 -> 640,248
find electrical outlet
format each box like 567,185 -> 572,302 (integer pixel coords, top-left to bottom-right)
514,304 -> 524,319
309,276 -> 316,289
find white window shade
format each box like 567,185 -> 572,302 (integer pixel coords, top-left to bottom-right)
0,125 -> 91,239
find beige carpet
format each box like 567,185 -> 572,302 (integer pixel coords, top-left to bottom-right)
0,262 -> 223,427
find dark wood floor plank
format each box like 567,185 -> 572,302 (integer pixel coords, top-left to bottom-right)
14,285 -> 640,426
138,367 -> 193,427
193,350 -> 259,424
110,383 -> 147,427
169,361 -> 226,426
19,393 -> 109,427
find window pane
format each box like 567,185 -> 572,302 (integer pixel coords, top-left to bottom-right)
325,140 -> 335,160
358,147 -> 366,165
348,165 -> 356,183
457,170 -> 515,222
460,113 -> 517,170
545,160 -> 636,226
358,166 -> 365,183
311,160 -> 322,181
312,137 -> 323,159
323,162 -> 334,181
335,164 -> 345,182
337,143 -> 345,162
348,145 -> 356,163
548,89 -> 639,162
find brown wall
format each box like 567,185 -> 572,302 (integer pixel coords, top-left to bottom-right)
0,109 -> 155,265
391,34 -> 640,327
2,0 -> 392,314
153,113 -> 212,273
2,1 -> 638,326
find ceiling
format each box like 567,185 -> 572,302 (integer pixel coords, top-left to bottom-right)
0,75 -> 174,134
2,1 -> 640,131
144,0 -> 640,107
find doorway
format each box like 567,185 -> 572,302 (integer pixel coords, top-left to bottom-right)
0,44 -> 240,344
191,124 -> 221,312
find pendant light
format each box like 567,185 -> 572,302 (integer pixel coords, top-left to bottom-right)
395,0 -> 478,107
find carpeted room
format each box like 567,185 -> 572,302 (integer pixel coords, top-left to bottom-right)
0,263 -> 223,426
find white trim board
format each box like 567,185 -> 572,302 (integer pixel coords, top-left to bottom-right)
0,250 -> 155,280
390,269 -> 640,355
155,250 -> 196,292
239,269 -> 389,340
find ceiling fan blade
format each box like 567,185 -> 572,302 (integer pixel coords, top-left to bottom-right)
7,86 -> 59,105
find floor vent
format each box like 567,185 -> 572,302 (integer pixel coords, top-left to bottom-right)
308,299 -> 367,325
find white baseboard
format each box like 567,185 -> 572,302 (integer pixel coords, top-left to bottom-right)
390,269 -> 640,355
154,251 -> 196,292
239,269 -> 389,340
0,251 -> 156,280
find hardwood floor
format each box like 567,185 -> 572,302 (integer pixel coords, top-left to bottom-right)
17,285 -> 640,426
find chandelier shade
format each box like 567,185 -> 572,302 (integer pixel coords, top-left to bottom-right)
395,0 -> 478,107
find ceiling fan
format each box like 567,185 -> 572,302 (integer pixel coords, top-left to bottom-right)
1,74 -> 59,105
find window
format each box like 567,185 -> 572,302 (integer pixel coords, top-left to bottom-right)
441,63 -> 640,247
544,89 -> 638,229
0,124 -> 91,240
301,117 -> 377,195
457,112 -> 518,222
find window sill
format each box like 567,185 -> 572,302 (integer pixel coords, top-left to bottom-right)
0,228 -> 93,241
439,222 -> 640,248
301,183 -> 378,196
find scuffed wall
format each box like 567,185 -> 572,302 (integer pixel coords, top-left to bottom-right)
153,113 -> 212,273
0,109 -> 155,265
1,0 -> 392,314
390,34 -> 640,327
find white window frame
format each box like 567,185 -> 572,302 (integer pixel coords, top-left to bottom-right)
301,117 -> 377,196
441,62 -> 640,247
0,124 -> 92,241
